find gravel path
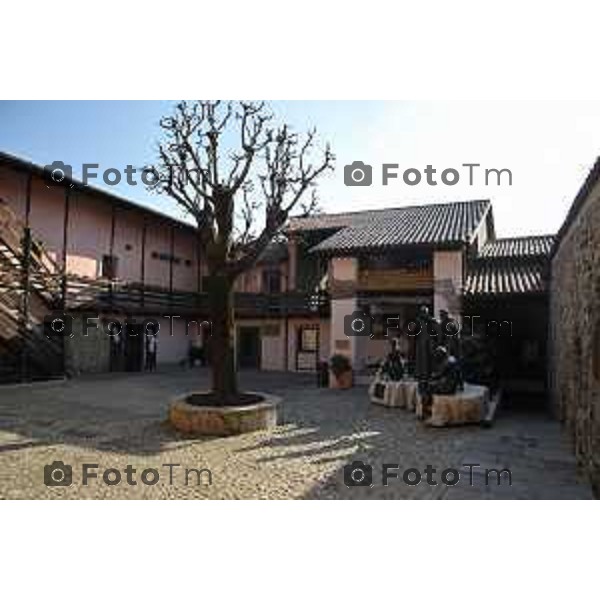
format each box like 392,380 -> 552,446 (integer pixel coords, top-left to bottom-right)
0,370 -> 592,499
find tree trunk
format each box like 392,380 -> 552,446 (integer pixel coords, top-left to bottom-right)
207,273 -> 238,404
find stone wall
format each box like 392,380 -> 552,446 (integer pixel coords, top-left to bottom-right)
65,314 -> 111,374
549,169 -> 600,497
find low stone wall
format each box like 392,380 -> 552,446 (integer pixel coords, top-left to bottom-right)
549,173 -> 600,496
169,392 -> 280,436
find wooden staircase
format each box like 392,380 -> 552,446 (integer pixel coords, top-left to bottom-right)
0,200 -> 64,383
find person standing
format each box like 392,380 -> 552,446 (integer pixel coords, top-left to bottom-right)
109,322 -> 123,372
415,306 -> 435,419
145,331 -> 157,372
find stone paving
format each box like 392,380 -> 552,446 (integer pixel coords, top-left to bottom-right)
0,369 -> 593,499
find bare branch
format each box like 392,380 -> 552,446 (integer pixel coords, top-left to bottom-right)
148,100 -> 335,280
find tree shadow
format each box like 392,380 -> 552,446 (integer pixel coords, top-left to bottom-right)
0,439 -> 54,453
0,370 -> 319,457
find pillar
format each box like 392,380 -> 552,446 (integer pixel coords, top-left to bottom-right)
328,256 -> 367,372
433,250 -> 463,319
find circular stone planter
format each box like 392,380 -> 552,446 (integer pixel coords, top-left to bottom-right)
168,392 -> 281,436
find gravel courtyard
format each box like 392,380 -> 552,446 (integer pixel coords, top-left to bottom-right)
0,370 -> 592,499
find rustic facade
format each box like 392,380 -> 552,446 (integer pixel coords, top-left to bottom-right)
0,150 -> 555,394
549,157 -> 600,496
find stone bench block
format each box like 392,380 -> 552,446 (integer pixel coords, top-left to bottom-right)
416,384 -> 489,427
369,379 -> 419,409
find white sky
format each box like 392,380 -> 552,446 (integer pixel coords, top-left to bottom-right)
1,101 -> 597,239
307,101 -> 600,238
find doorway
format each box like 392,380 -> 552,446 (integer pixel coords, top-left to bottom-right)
123,323 -> 144,372
237,326 -> 261,369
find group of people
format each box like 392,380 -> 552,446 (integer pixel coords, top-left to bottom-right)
377,306 -> 464,417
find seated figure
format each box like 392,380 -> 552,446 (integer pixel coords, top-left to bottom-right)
429,346 -> 461,395
379,340 -> 405,381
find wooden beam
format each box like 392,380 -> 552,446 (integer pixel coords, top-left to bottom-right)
140,218 -> 146,307
24,170 -> 32,227
109,201 -> 116,258
19,170 -> 33,381
61,187 -> 71,310
109,201 -> 116,306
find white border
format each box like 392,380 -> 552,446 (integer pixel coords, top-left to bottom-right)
2,2 -> 600,99
1,501 -> 598,599
1,2 -> 598,596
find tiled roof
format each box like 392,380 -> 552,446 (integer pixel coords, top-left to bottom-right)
257,241 -> 288,264
299,200 -> 491,253
465,235 -> 553,296
478,235 -> 555,258
288,208 -> 394,232
464,259 -> 548,296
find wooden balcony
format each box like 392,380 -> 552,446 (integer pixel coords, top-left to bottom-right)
61,277 -> 328,318
358,267 -> 433,292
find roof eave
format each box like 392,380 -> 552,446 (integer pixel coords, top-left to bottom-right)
0,150 -> 197,233
310,239 -> 468,256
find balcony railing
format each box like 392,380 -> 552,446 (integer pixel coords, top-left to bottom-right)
358,267 -> 433,292
62,276 -> 328,317
1,201 -> 328,319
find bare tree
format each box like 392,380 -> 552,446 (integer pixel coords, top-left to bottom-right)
149,101 -> 334,403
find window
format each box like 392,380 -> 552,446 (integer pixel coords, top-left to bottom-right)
262,269 -> 282,293
101,254 -> 118,279
152,251 -> 185,264
299,326 -> 318,352
362,250 -> 431,271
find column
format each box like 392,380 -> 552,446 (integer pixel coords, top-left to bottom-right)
328,256 -> 367,372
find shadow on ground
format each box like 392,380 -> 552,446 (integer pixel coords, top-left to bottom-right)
0,370 -> 592,499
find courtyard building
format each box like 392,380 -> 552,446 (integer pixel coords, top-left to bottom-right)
289,201 -> 553,402
0,150 -> 553,401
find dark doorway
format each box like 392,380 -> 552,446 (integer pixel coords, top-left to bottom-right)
124,323 -> 144,372
238,326 -> 261,369
462,295 -> 549,409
